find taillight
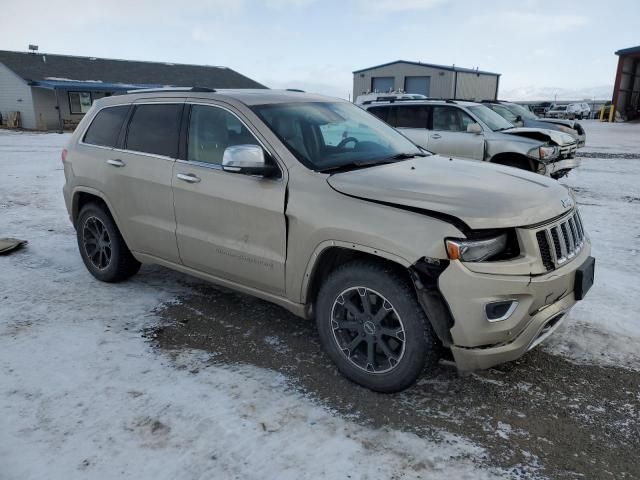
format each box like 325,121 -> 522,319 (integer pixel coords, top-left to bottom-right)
61,148 -> 68,163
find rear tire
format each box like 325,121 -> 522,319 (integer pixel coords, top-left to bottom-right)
76,203 -> 141,282
315,261 -> 440,393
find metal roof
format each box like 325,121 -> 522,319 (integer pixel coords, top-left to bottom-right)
30,79 -> 163,91
0,50 -> 267,90
353,60 -> 500,76
615,45 -> 640,56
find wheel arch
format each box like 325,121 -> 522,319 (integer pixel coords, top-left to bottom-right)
301,242 -> 412,308
71,188 -> 130,246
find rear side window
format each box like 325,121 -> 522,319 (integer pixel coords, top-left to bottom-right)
83,106 -> 129,147
395,106 -> 429,128
126,104 -> 182,157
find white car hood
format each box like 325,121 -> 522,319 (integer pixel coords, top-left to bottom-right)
503,127 -> 575,146
327,155 -> 574,230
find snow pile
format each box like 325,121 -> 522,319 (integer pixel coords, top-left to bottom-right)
0,130 -> 500,479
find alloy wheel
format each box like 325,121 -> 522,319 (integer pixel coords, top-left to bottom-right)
82,216 -> 112,270
330,286 -> 406,374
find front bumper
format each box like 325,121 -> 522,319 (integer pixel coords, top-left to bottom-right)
438,243 -> 592,371
545,157 -> 581,176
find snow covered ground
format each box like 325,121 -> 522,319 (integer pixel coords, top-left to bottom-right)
1,120 -> 639,479
0,130 -> 502,480
580,119 -> 640,154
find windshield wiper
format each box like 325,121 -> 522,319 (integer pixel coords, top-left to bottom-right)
318,152 -> 427,173
387,152 -> 428,160
318,159 -> 395,173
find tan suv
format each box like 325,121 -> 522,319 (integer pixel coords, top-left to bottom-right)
62,88 -> 595,392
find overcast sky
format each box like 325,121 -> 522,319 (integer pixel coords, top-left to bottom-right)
1,0 -> 637,100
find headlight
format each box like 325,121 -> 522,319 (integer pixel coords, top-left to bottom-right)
527,145 -> 558,161
445,234 -> 508,262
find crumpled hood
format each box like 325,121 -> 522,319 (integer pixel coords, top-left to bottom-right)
327,155 -> 574,231
503,127 -> 575,146
537,118 -> 576,129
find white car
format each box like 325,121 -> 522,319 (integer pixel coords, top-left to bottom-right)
547,103 -> 591,120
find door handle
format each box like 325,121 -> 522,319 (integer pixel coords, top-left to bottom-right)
107,159 -> 125,167
430,134 -> 442,139
176,173 -> 201,184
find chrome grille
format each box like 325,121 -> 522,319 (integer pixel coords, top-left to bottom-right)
536,210 -> 586,270
559,142 -> 578,158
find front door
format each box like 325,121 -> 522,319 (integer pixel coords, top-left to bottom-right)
427,106 -> 484,160
172,103 -> 287,296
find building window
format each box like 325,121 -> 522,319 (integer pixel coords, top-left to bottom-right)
68,92 -> 93,114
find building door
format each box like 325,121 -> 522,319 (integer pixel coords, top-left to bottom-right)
371,77 -> 394,93
404,76 -> 431,96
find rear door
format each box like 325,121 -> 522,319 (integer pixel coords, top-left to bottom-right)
172,103 -> 287,295
393,105 -> 430,148
104,101 -> 182,263
427,106 -> 484,160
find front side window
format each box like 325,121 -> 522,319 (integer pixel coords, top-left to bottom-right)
432,106 -> 475,132
83,105 -> 130,148
69,92 -> 92,114
187,105 -> 261,165
252,101 -> 423,171
467,105 -> 514,132
125,104 -> 182,157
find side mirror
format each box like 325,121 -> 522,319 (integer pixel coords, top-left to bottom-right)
514,115 -> 524,127
222,145 -> 278,177
467,122 -> 483,134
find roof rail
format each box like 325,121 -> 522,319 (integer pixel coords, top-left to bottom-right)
285,88 -> 305,92
361,97 -> 431,105
120,86 -> 216,94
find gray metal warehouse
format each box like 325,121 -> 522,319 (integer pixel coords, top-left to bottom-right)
0,49 -> 266,131
353,60 -> 501,101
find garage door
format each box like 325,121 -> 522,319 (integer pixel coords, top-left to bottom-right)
371,77 -> 394,93
404,76 -> 431,96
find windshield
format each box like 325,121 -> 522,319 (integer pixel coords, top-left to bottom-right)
467,105 -> 514,131
252,101 -> 424,171
486,103 -> 519,123
503,102 -> 538,120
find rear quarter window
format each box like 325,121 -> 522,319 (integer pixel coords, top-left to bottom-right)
367,106 -> 389,122
125,104 -> 183,157
83,105 -> 130,148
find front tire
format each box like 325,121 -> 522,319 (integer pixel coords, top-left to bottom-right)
315,261 -> 440,393
76,203 -> 141,282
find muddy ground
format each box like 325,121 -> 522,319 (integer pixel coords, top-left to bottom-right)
150,282 -> 640,479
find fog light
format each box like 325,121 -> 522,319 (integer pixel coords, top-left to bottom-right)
485,300 -> 518,322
